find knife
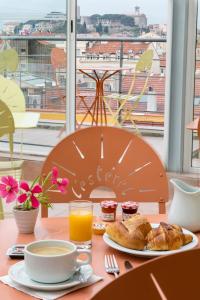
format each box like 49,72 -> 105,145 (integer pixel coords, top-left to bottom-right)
124,260 -> 133,270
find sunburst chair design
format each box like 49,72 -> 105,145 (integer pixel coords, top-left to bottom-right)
104,49 -> 153,132
91,248 -> 200,300
41,126 -> 168,217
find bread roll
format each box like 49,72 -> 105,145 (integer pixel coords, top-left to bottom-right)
106,215 -> 152,250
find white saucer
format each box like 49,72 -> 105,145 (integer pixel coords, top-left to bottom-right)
8,261 -> 93,291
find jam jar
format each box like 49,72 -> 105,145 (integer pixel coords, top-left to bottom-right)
101,200 -> 118,222
121,201 -> 139,221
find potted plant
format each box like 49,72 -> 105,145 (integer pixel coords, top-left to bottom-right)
0,167 -> 69,233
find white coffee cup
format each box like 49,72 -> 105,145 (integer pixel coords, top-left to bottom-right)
24,239 -> 91,283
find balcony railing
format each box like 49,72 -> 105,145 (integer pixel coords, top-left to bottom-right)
0,35 -> 167,114
0,35 -> 167,154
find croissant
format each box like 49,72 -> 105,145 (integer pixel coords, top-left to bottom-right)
146,222 -> 193,251
106,215 -> 152,250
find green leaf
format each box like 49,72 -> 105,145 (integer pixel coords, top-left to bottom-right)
30,175 -> 40,189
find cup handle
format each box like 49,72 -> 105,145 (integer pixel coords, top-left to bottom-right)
76,249 -> 92,268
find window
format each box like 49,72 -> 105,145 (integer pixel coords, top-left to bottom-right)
190,0 -> 200,169
0,0 -> 67,166
76,0 -> 167,161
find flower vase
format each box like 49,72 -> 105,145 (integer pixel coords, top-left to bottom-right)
13,207 -> 39,234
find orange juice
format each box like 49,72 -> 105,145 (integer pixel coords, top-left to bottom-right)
69,210 -> 93,242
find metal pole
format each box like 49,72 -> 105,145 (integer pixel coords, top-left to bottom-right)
118,41 -> 124,124
66,0 -> 76,134
164,0 -> 190,172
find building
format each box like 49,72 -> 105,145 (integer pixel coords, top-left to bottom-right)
149,24 -> 167,36
133,6 -> 147,29
45,11 -> 66,20
20,24 -> 33,36
2,22 -> 19,35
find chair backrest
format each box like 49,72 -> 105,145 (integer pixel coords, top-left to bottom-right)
104,49 -> 154,129
0,99 -> 15,154
41,126 -> 168,217
0,75 -> 26,112
51,48 -> 66,69
0,45 -> 19,73
91,248 -> 200,300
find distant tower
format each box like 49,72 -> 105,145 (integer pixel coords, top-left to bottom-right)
135,6 -> 140,15
133,6 -> 147,29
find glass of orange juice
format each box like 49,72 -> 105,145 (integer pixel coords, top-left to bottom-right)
69,200 -> 93,248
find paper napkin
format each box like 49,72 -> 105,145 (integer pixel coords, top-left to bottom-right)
0,274 -> 103,300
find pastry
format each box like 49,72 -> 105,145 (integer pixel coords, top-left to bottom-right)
92,222 -> 106,235
106,214 -> 152,250
146,222 -> 193,251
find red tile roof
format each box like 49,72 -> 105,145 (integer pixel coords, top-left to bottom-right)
32,32 -> 53,36
87,42 -> 149,55
51,48 -> 66,69
159,55 -> 166,68
122,74 -> 165,96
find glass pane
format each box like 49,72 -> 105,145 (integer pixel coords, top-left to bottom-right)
0,1 -> 67,159
0,0 -> 69,217
76,0 -> 167,160
191,1 -> 200,168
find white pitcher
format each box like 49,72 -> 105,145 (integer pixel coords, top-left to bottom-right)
168,178 -> 200,232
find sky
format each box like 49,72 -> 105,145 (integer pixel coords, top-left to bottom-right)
0,0 -> 168,24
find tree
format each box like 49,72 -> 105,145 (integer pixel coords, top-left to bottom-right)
104,26 -> 109,34
120,15 -> 135,27
96,22 -> 103,34
77,21 -> 88,34
90,14 -> 101,21
14,23 -> 23,34
83,21 -> 87,33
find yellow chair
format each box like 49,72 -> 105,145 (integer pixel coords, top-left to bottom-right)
0,99 -> 15,154
0,100 -> 14,219
0,99 -> 24,219
104,49 -> 154,132
0,45 -> 19,73
0,75 -> 40,129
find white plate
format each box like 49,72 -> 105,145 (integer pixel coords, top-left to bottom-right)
103,223 -> 199,257
8,261 -> 93,291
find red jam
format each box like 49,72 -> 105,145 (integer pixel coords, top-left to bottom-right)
101,200 -> 118,222
121,201 -> 139,221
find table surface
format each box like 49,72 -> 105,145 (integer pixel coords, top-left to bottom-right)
0,215 -> 199,300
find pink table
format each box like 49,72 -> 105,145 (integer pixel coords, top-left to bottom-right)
1,215 -> 198,299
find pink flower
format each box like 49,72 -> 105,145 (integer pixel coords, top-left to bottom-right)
18,181 -> 42,208
51,167 -> 69,193
0,176 -> 19,203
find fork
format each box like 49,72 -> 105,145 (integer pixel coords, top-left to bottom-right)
104,254 -> 120,278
